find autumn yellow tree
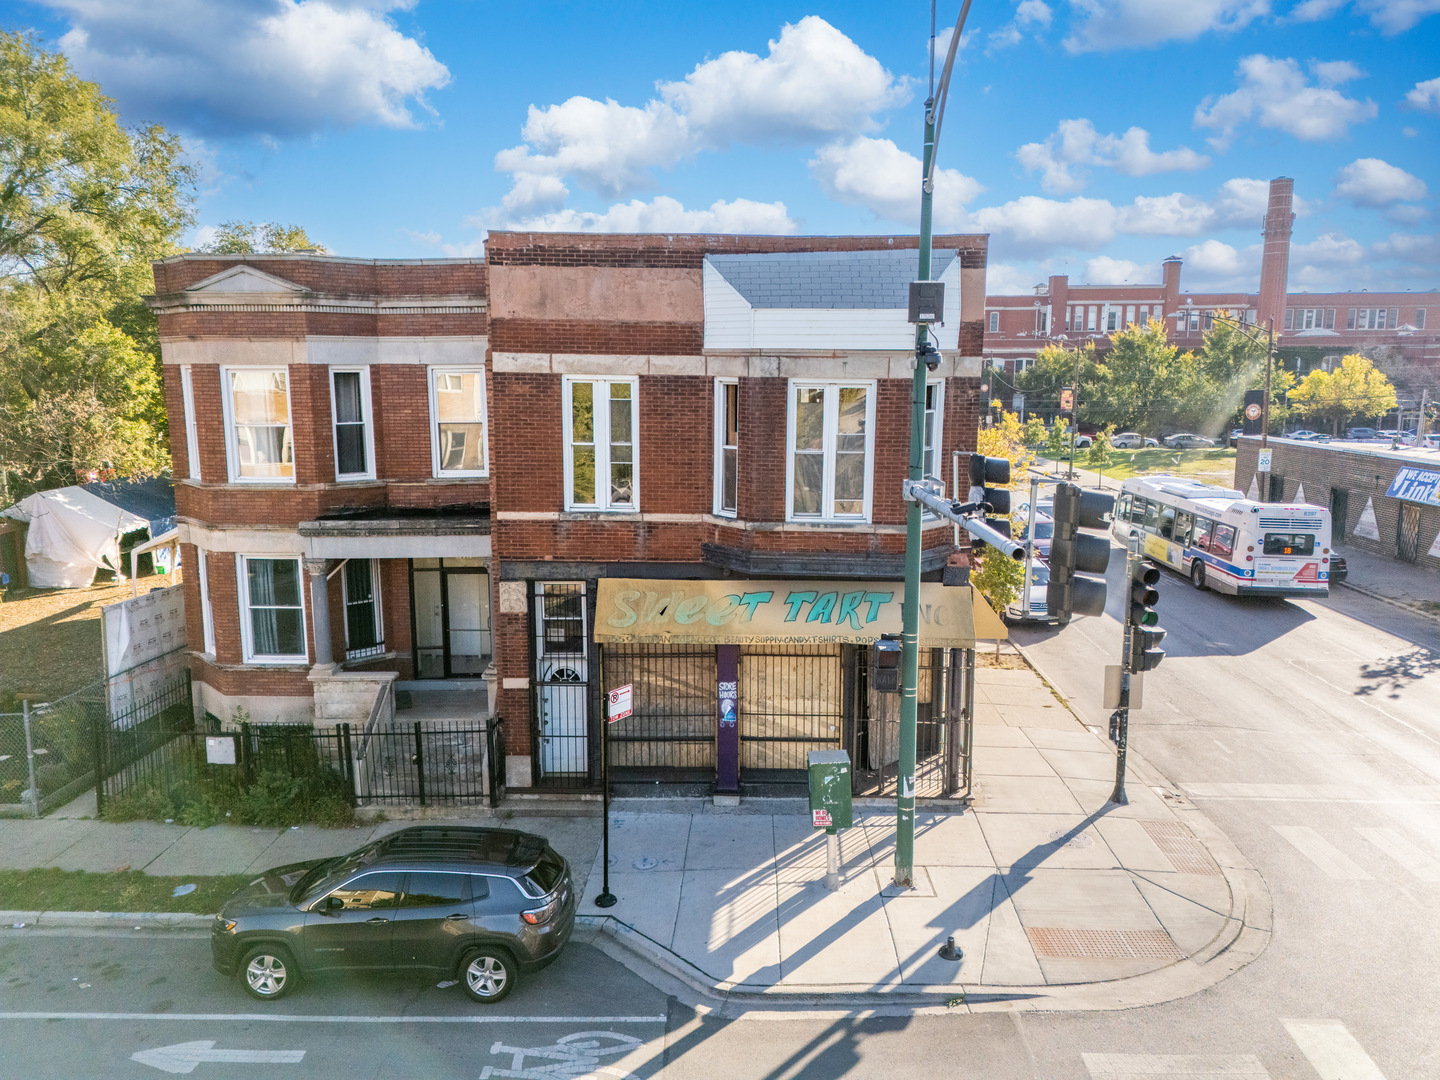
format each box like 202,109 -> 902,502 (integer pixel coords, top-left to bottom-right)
1288,354 -> 1399,436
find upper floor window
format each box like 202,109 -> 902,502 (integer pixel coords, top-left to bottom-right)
238,555 -> 307,664
1035,308 -> 1048,334
180,366 -> 201,481
429,368 -> 488,477
988,311 -> 999,333
1106,309 -> 1120,332
787,381 -> 875,523
1138,305 -> 1150,326
223,369 -> 293,483
714,379 -> 739,517
1417,308 -> 1427,330
331,368 -> 375,481
1087,306 -> 1098,332
564,377 -> 637,512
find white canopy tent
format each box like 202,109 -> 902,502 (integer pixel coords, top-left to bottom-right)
2,488 -> 150,588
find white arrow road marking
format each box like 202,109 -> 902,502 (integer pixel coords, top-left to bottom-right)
1282,1020 -> 1389,1080
131,1041 -> 304,1075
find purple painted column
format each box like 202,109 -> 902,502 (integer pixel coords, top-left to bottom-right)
716,645 -> 739,792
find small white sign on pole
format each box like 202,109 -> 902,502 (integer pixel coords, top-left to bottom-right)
606,684 -> 633,724
1257,449 -> 1273,473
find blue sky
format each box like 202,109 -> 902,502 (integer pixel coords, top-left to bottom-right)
6,1 -> 1438,295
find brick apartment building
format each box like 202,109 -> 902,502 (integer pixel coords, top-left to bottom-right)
984,177 -> 1439,379
150,232 -> 991,795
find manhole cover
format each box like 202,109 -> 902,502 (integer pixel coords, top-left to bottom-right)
632,856 -> 658,870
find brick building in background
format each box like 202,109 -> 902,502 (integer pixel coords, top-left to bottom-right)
151,231 -> 990,795
984,177 -> 1439,382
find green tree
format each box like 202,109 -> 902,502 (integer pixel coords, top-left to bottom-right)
1288,354 -> 1399,435
1016,342 -> 1099,424
970,548 -> 1024,612
1089,319 -> 1211,436
1085,424 -> 1116,479
0,31 -> 193,498
201,221 -> 327,254
1044,415 -> 1069,460
1197,312 -> 1293,433
1022,415 -> 1047,447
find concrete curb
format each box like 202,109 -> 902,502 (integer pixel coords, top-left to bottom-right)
0,909 -> 213,930
1336,578 -> 1440,624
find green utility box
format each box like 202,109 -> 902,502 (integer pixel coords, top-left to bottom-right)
807,749 -> 853,831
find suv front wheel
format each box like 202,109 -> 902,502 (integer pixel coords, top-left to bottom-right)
240,944 -> 297,1001
460,946 -> 516,1004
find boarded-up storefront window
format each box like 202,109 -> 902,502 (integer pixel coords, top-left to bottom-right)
738,645 -> 843,772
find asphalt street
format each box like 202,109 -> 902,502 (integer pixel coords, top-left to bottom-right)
1,560 -> 1433,1078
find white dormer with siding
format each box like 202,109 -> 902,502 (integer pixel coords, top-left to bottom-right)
702,249 -> 965,351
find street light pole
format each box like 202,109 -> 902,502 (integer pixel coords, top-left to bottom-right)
896,2 -> 971,890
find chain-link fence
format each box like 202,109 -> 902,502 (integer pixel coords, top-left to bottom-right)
0,682 -> 106,817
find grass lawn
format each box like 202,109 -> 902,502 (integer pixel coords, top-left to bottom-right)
0,574 -> 181,702
1040,447 -> 1238,486
0,867 -> 251,914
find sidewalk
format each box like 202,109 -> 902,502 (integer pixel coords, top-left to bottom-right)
1331,544 -> 1440,618
0,657 -> 1270,1013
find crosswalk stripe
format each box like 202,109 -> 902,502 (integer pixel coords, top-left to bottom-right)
1282,1019 -> 1388,1080
1182,782 -> 1440,804
1082,1052 -> 1269,1078
1272,826 -> 1373,879
1354,827 -> 1440,882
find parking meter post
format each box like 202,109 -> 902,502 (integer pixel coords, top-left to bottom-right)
595,675 -> 617,909
23,700 -> 38,819
826,827 -> 840,892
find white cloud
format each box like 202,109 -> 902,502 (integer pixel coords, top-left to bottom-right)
1194,55 -> 1378,148
1116,193 -> 1217,236
488,17 -> 907,225
44,0 -> 450,137
809,136 -> 984,227
1063,0 -> 1270,53
984,262 -> 1042,295
1404,76 -> 1440,113
469,195 -> 796,236
1334,158 -> 1429,206
1372,231 -> 1440,263
1292,232 -> 1368,266
969,196 -> 1119,254
1290,0 -> 1349,20
987,0 -> 1053,51
1355,0 -> 1440,33
1082,256 -> 1158,283
1016,119 -> 1210,193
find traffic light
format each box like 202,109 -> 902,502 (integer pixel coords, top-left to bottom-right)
1046,482 -> 1115,623
966,453 -> 1013,552
1127,562 -> 1166,671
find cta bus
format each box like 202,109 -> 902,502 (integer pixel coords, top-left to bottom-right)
1112,476 -> 1334,597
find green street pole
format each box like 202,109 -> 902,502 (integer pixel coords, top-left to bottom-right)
895,95 -> 936,889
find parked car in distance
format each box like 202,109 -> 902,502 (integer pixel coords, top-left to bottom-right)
1015,497 -> 1054,523
1228,428 -> 1243,447
1073,434 -> 1094,449
1005,560 -> 1052,623
1162,433 -> 1217,449
1021,516 -> 1054,559
1329,556 -> 1347,584
211,826 -> 575,1005
1110,432 -> 1159,449
1286,429 -> 1330,441
1346,427 -> 1379,440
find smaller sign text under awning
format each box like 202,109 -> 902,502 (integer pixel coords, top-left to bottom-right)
593,578 -> 1007,647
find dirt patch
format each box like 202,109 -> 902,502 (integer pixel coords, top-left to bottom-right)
976,645 -> 1030,670
0,573 -> 182,701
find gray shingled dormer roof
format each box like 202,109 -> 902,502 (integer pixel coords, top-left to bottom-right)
706,248 -> 958,310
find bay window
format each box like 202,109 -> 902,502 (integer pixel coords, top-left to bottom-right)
563,376 -> 637,511
787,381 -> 875,522
223,369 -> 293,482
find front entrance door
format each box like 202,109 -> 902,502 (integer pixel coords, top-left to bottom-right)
534,582 -> 589,777
411,559 -> 491,679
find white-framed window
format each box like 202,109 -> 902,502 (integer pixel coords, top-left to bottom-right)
786,380 -> 876,523
342,559 -> 384,660
180,366 -> 201,482
988,311 -> 999,333
1087,306 -> 1098,331
1418,308 -> 1427,330
237,555 -> 308,664
921,380 -> 945,520
221,368 -> 294,483
713,378 -> 739,517
330,368 -> 376,481
428,368 -> 488,477
197,548 -> 215,655
1138,305 -> 1150,326
1035,308 -> 1048,334
563,376 -> 637,512
1106,308 -> 1120,331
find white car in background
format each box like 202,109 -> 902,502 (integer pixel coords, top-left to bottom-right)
1005,561 -> 1053,624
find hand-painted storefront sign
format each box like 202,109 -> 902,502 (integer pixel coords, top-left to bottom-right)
1385,467 -> 1440,507
592,579 -> 1006,646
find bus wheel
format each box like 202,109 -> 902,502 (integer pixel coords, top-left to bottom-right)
1190,560 -> 1206,590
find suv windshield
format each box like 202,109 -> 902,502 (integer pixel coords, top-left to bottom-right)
290,841 -> 383,902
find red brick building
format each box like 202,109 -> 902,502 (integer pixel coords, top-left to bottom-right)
151,231 -> 989,793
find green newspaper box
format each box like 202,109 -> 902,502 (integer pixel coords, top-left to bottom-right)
807,749 -> 853,831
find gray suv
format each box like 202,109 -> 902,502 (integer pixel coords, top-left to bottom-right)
211,826 -> 575,1004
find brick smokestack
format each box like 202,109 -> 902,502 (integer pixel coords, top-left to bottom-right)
1257,177 -> 1294,334
1162,256 -> 1182,322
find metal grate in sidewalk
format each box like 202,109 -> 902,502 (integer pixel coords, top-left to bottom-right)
1140,819 -> 1223,876
1026,927 -> 1182,960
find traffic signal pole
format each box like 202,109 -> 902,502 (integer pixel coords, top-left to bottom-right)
1110,530 -> 1142,805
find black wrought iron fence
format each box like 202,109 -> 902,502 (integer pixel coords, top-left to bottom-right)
602,646 -> 716,784
350,719 -> 500,807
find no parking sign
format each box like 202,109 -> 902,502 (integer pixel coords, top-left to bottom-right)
606,684 -> 633,723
